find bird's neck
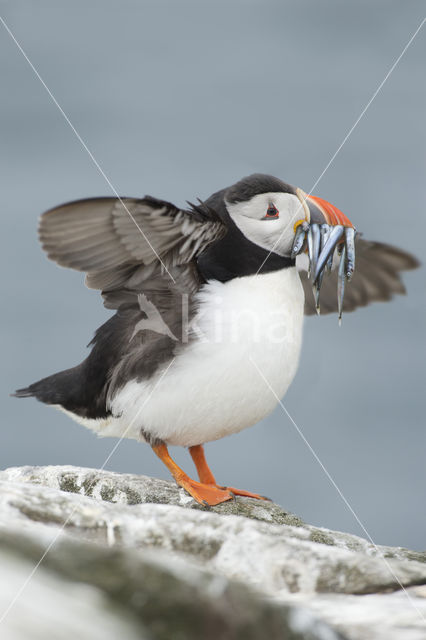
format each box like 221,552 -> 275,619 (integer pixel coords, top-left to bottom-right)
196,224 -> 295,282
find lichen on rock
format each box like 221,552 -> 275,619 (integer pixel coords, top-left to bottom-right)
0,465 -> 425,639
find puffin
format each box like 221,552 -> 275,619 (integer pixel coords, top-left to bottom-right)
14,174 -> 418,505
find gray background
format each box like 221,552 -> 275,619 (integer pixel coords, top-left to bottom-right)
1,1 -> 425,549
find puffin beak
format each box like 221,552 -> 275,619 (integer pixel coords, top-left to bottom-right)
293,189 -> 356,321
304,193 -> 354,228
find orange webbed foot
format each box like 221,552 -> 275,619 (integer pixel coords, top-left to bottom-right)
187,445 -> 271,502
219,486 -> 272,501
153,443 -> 234,506
178,476 -> 234,506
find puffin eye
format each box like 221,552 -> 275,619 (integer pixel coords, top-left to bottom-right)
263,203 -> 279,220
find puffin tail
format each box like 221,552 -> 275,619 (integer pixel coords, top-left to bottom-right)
12,386 -> 34,398
12,366 -> 84,406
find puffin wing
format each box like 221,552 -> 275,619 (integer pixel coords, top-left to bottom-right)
39,195 -> 226,308
297,237 -> 419,315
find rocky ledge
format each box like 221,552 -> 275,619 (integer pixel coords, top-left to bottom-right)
0,465 -> 425,639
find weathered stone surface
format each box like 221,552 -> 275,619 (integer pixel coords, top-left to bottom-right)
0,530 -> 342,640
1,464 -> 304,527
0,543 -> 145,640
290,587 -> 426,640
0,465 -> 425,639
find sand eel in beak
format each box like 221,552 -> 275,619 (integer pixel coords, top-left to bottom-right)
291,189 -> 357,321
14,174 -> 419,506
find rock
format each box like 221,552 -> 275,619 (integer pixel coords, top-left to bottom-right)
0,543 -> 145,640
0,465 -> 425,639
0,531 -> 340,640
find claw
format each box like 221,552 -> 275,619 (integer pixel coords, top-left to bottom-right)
221,486 -> 271,501
344,227 -> 356,280
313,225 -> 344,282
338,244 -> 347,324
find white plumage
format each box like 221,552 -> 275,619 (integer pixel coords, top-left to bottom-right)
96,267 -> 305,446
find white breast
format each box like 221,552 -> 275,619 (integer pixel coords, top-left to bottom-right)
103,267 -> 305,447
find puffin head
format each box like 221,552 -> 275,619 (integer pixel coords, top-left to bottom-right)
223,173 -> 353,261
199,174 -> 355,304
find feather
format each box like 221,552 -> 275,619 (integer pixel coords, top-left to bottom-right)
298,238 -> 419,316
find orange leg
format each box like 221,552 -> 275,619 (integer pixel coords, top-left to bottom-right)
152,443 -> 233,506
189,444 -> 271,501
189,444 -> 217,484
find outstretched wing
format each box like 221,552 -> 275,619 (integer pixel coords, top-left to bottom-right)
39,195 -> 226,307
298,237 -> 419,315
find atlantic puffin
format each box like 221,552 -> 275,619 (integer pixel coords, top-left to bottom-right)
14,174 -> 418,505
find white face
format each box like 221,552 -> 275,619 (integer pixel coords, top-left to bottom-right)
225,191 -> 306,257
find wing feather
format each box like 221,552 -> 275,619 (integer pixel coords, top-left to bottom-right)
39,195 -> 226,309
299,238 -> 419,315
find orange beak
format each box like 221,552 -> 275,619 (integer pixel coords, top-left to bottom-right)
305,194 -> 354,228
